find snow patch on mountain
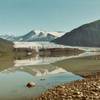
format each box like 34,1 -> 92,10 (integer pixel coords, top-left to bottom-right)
0,30 -> 65,42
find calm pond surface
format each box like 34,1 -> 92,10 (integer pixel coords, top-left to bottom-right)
0,52 -> 100,100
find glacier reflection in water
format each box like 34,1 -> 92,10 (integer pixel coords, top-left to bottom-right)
14,52 -> 100,67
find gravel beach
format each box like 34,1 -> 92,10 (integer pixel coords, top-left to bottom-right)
36,72 -> 100,100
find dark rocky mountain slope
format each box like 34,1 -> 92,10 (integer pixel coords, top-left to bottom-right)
54,20 -> 100,47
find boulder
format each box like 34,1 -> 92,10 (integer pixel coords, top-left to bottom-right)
26,82 -> 36,88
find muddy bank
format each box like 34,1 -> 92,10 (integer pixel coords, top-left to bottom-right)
36,72 -> 100,100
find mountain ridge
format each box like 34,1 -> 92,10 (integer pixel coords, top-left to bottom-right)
0,30 -> 64,42
54,20 -> 100,47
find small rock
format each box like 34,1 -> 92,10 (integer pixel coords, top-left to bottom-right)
26,82 -> 36,88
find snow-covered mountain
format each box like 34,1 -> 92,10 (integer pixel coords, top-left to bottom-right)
0,34 -> 16,41
16,30 -> 57,42
0,30 -> 65,42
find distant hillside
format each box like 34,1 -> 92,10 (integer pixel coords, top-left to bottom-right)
0,38 -> 13,56
0,34 -> 15,41
54,20 -> 100,47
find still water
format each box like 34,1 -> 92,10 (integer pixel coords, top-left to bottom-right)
0,52 -> 99,100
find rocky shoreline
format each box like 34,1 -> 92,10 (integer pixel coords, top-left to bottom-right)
36,72 -> 100,100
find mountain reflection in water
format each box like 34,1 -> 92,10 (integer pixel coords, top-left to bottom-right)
0,52 -> 100,100
0,64 -> 82,100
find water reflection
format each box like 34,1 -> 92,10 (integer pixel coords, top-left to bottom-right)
14,55 -> 68,67
0,65 -> 82,100
3,64 -> 73,76
14,52 -> 100,67
0,52 -> 100,100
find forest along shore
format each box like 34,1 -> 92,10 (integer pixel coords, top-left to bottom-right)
36,72 -> 100,100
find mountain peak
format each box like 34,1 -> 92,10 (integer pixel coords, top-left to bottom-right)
0,30 -> 65,42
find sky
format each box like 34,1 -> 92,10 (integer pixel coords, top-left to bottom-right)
0,0 -> 100,35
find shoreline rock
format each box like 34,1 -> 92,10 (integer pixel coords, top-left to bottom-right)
26,82 -> 36,88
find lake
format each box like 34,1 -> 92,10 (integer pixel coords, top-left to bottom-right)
0,52 -> 100,100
